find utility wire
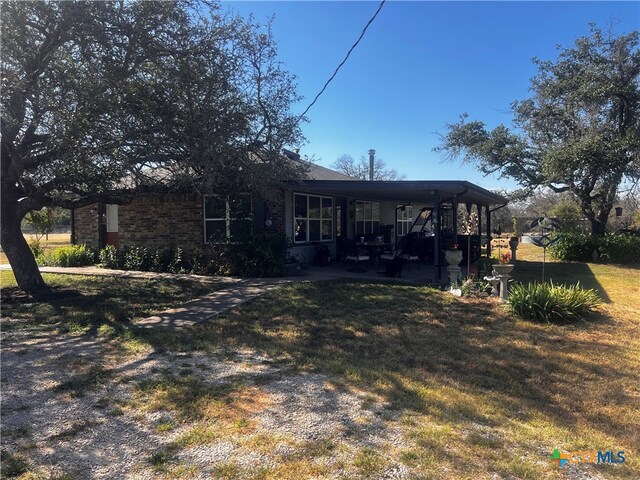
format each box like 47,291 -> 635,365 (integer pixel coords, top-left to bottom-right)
297,0 -> 386,122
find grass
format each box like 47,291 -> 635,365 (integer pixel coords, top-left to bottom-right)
0,232 -> 71,264
132,276 -> 639,478
2,250 -> 639,478
0,271 -> 218,336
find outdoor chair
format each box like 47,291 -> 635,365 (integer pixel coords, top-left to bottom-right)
344,239 -> 369,272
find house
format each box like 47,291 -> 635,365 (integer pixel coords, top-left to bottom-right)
71,155 -> 507,282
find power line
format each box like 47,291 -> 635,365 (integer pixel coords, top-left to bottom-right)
297,0 -> 386,122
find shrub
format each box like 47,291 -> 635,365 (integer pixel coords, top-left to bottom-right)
40,245 -> 95,267
99,245 -> 119,269
507,282 -> 601,322
600,233 -> 640,264
123,246 -> 150,271
549,233 -> 599,262
550,232 -> 640,264
29,239 -> 44,259
167,247 -> 185,274
209,232 -> 288,277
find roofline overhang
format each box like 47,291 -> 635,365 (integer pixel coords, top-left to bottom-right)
292,179 -> 507,206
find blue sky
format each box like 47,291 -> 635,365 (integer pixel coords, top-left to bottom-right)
222,1 -> 639,191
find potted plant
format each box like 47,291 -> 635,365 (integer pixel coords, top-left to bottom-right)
492,252 -> 514,275
445,243 -> 463,266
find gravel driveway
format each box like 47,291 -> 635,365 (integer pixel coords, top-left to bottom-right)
1,322 -> 409,479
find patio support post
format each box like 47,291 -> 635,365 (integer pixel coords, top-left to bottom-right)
434,191 -> 441,283
486,204 -> 491,258
452,196 -> 458,246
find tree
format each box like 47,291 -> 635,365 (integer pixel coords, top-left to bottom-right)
1,1 -> 305,293
331,154 -> 406,180
436,24 -> 640,236
24,207 -> 55,241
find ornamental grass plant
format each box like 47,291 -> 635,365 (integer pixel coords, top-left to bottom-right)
507,281 -> 601,322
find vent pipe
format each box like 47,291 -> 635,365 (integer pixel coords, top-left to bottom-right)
368,149 -> 375,181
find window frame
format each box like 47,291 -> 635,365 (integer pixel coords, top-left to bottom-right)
203,194 -> 252,244
396,204 -> 414,237
355,200 -> 381,236
293,192 -> 334,244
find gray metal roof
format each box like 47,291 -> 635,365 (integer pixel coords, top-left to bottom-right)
296,180 -> 507,206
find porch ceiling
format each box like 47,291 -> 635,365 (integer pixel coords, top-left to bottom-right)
297,180 -> 507,206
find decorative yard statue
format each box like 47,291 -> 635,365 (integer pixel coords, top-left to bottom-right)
527,216 -> 562,282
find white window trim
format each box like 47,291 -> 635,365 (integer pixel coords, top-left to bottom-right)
293,192 -> 334,244
355,200 -> 381,235
397,205 -> 414,236
203,195 -> 252,243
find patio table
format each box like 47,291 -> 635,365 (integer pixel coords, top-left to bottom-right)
357,241 -> 393,267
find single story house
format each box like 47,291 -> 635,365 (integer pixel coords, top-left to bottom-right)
71,156 -> 507,282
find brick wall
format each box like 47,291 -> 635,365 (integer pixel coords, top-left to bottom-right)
118,194 -> 203,252
74,191 -> 288,253
266,189 -> 286,233
74,204 -> 100,250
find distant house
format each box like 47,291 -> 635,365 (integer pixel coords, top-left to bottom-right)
71,152 -> 506,281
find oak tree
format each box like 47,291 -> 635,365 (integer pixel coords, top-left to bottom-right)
1,1 -> 305,293
436,25 -> 640,236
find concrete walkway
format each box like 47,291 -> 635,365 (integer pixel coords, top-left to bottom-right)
2,264 -> 426,330
1,264 -> 336,330
134,278 -> 294,329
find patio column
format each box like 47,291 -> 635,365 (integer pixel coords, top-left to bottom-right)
476,204 -> 482,256
486,204 -> 491,258
452,196 -> 458,245
434,191 -> 441,283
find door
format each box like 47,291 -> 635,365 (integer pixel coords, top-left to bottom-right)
104,204 -> 119,249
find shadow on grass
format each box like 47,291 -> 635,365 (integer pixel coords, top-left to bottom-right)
512,259 -> 612,303
133,280 -> 636,451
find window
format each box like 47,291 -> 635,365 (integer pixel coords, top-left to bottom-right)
294,193 -> 333,243
204,195 -> 252,242
355,201 -> 380,236
397,205 -> 414,237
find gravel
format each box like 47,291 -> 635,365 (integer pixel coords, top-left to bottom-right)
1,324 -> 408,479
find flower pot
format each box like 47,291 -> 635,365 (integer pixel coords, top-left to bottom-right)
492,264 -> 514,275
445,250 -> 463,266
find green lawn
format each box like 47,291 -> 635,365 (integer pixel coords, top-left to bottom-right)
1,255 -> 639,479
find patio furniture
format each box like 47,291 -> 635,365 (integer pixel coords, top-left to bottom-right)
344,239 -> 370,272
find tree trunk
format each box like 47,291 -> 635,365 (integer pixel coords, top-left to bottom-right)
1,198 -> 48,294
590,220 -> 607,236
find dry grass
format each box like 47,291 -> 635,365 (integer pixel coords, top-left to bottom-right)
0,232 -> 71,264
2,247 -> 639,478
134,270 -> 639,479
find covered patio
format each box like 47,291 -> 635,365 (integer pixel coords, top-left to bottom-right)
291,179 -> 507,284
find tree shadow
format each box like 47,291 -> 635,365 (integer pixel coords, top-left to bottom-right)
133,280 -> 637,452
512,259 -> 612,303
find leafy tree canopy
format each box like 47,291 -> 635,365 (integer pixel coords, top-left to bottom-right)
436,24 -> 640,236
1,0 -> 306,292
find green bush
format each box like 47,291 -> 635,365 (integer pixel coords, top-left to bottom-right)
507,282 -> 601,322
600,233 -> 640,264
123,246 -> 150,271
550,232 -> 640,264
99,245 -> 119,269
29,240 -> 44,259
549,233 -> 599,262
211,232 -> 288,277
40,245 -> 95,267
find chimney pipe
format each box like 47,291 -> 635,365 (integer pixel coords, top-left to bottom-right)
368,149 -> 375,181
